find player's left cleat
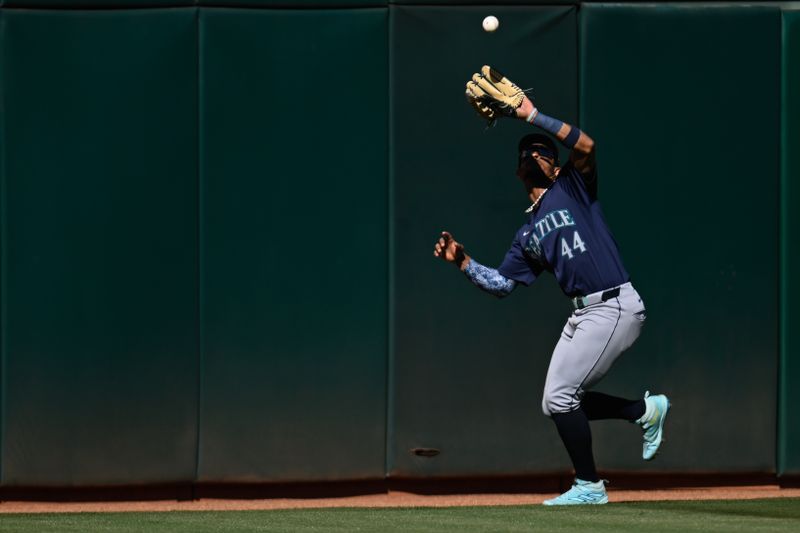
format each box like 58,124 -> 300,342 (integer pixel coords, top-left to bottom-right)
637,391 -> 670,461
542,479 -> 608,506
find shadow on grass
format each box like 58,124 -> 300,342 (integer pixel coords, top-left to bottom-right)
612,499 -> 800,520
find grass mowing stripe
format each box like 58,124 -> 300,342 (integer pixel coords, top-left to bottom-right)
0,498 -> 798,533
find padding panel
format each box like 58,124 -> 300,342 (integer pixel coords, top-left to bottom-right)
390,5 -> 578,477
0,8 -> 199,486
580,4 -> 780,471
197,7 -> 388,482
779,7 -> 800,477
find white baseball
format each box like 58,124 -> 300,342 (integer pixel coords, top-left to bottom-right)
482,15 -> 499,33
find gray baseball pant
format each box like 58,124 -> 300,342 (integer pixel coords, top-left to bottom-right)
542,282 -> 646,416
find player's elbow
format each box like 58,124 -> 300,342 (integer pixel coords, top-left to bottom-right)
493,279 -> 517,298
578,134 -> 595,155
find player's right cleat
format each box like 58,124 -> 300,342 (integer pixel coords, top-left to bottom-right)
542,479 -> 608,506
636,391 -> 670,461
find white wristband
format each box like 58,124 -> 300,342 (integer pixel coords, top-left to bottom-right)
526,107 -> 539,124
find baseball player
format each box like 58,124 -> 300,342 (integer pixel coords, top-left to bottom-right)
433,66 -> 670,505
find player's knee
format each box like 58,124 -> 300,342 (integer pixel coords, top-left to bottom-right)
542,390 -> 572,417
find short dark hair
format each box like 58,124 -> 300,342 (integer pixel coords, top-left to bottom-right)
517,133 -> 559,166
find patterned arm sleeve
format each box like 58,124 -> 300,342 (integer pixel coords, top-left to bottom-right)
464,259 -> 517,298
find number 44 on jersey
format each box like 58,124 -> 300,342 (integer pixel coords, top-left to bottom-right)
562,231 -> 587,259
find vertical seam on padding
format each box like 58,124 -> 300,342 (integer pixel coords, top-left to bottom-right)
0,6 -> 5,484
193,5 -> 202,490
384,3 -> 393,480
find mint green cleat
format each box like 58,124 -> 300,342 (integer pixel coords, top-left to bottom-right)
542,479 -> 608,506
637,391 -> 670,461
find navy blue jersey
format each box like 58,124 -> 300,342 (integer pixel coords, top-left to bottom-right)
497,162 -> 629,297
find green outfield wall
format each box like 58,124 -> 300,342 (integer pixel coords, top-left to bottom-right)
0,8 -> 199,485
197,7 -> 388,483
580,3 -> 780,472
780,7 -> 800,477
0,2 -> 796,487
390,4 -> 577,478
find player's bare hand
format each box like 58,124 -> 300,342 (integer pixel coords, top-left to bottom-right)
433,231 -> 469,270
515,95 -> 535,120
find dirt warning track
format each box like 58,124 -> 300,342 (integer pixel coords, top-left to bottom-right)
1,485 -> 799,514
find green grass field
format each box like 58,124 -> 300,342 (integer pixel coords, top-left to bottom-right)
1,498 -> 798,533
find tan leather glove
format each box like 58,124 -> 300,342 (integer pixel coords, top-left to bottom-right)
465,65 -> 526,124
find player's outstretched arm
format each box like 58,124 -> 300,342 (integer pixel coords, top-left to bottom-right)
433,231 -> 516,298
515,97 -> 596,176
463,66 -> 593,172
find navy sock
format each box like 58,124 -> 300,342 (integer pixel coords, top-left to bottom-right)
581,391 -> 645,422
551,409 -> 599,483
